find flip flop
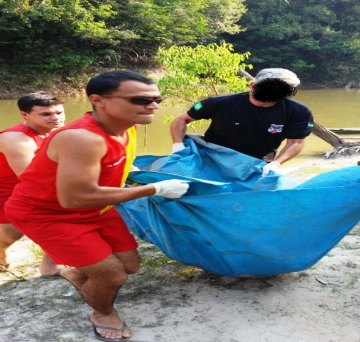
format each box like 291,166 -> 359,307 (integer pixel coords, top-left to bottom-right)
91,320 -> 131,342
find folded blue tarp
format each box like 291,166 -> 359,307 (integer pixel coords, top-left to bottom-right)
116,135 -> 360,276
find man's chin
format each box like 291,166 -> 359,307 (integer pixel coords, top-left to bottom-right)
51,123 -> 63,128
137,114 -> 154,124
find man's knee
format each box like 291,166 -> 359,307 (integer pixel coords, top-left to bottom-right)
125,262 -> 140,275
81,256 -> 129,286
0,224 -> 23,246
114,250 -> 141,275
104,270 -> 128,287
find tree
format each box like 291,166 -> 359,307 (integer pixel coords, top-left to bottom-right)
111,0 -> 246,63
226,0 -> 360,86
156,42 -> 252,102
0,0 -> 247,82
0,0 -> 135,78
155,42 -> 252,130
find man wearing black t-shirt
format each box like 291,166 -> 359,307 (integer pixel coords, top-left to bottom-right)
170,68 -> 314,176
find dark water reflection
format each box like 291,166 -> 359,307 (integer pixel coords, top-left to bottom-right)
0,89 -> 359,158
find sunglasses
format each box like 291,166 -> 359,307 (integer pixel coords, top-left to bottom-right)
102,95 -> 163,105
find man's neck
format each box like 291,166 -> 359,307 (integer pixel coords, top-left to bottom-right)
91,111 -> 128,137
24,122 -> 50,137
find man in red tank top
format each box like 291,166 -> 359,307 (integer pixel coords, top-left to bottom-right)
0,91 -> 65,275
5,71 -> 189,341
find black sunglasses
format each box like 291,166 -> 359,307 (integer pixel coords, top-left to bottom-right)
102,95 -> 163,105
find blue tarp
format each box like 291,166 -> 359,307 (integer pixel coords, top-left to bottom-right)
116,135 -> 360,276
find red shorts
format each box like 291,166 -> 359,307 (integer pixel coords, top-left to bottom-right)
6,208 -> 137,267
0,197 -> 9,223
0,209 -> 8,223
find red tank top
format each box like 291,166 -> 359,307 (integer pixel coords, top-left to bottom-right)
0,123 -> 44,199
6,113 -> 137,220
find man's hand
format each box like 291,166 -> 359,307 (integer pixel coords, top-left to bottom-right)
262,161 -> 281,176
153,179 -> 189,198
171,142 -> 186,153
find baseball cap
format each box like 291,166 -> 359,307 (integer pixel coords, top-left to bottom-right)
254,68 -> 300,87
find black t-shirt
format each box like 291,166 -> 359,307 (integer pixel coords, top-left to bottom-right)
187,92 -> 313,159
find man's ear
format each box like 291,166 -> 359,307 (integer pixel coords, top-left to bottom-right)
20,111 -> 29,119
88,94 -> 104,108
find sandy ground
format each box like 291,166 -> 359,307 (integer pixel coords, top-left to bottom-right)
0,156 -> 359,342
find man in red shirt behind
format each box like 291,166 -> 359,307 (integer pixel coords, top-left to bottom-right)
0,91 -> 65,275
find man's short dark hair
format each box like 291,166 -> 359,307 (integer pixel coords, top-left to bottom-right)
17,91 -> 64,112
86,70 -> 156,96
252,79 -> 297,102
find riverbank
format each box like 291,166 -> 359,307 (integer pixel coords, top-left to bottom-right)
0,74 -> 87,99
0,157 -> 359,342
0,67 -> 149,99
0,69 -> 348,100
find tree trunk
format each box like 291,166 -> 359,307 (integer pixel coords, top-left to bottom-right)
312,122 -> 345,147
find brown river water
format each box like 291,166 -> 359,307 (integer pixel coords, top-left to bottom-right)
0,89 -> 359,165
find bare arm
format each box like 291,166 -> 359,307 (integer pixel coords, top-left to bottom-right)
47,129 -> 156,208
274,138 -> 305,164
170,113 -> 196,143
0,132 -> 38,176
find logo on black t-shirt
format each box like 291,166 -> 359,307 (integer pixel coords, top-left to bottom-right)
268,124 -> 284,134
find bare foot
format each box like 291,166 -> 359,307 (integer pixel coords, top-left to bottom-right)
0,223 -> 22,272
0,251 -> 8,272
90,309 -> 132,340
0,250 -> 8,272
0,260 -> 9,272
39,253 -> 61,276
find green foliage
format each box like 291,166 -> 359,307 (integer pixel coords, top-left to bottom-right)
227,0 -> 360,86
0,0 -> 134,79
0,0 -> 359,88
111,0 -> 246,61
198,0 -> 247,36
0,0 -> 246,83
156,42 -> 252,103
156,42 -> 252,130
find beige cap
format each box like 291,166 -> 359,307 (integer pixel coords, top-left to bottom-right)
254,68 -> 300,87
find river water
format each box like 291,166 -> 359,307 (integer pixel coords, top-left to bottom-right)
0,89 -> 359,161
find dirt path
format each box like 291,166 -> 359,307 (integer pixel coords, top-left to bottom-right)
0,157 -> 359,342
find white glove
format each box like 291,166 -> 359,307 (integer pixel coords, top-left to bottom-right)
153,179 -> 189,198
171,142 -> 186,153
262,161 -> 281,176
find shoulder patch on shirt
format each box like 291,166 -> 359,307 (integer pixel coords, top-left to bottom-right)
193,101 -> 203,111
